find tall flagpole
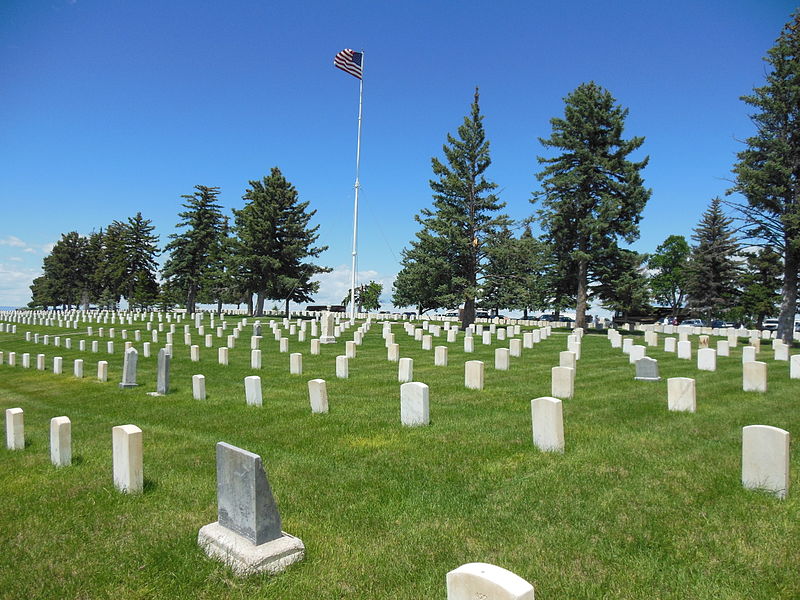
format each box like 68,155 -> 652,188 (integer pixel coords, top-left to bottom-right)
349,51 -> 364,321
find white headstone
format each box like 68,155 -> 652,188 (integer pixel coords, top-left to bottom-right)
289,353 -> 302,375
5,408 -> 24,450
193,374 -> 206,400
112,424 -> 143,493
434,345 -> 448,367
50,416 -> 71,467
667,377 -> 696,412
308,379 -> 328,414
336,355 -> 349,379
465,360 -> 484,390
743,361 -> 767,392
495,348 -> 510,371
398,357 -> 413,383
400,382 -> 430,426
551,366 -> 574,399
697,348 -> 717,371
531,397 -> 564,452
446,562 -> 534,600
742,425 -> 790,499
244,376 -> 262,406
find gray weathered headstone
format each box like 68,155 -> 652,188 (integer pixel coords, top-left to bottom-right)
119,347 -> 138,388
151,348 -> 167,394
197,442 -> 305,575
634,357 -> 660,381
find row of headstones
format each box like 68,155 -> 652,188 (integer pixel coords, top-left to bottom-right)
612,333 -> 798,392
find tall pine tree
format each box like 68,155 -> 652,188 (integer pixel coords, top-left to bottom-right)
731,10 -> 800,342
739,246 -> 783,329
162,185 -> 227,313
648,234 -> 691,319
400,88 -> 509,328
534,82 -> 651,327
234,168 -> 328,316
685,198 -> 740,320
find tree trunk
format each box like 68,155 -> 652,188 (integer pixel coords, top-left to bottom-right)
254,292 -> 265,317
216,298 -> 223,315
461,297 -> 475,330
81,290 -> 90,311
246,293 -> 254,316
523,307 -> 529,319
284,297 -> 290,318
186,286 -> 197,314
777,245 -> 798,343
575,258 -> 588,328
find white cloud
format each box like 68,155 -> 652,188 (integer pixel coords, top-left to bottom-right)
8,257 -> 22,262
309,265 -> 396,308
0,236 -> 27,248
0,263 -> 41,307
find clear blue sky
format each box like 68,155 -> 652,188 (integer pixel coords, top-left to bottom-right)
0,0 -> 795,310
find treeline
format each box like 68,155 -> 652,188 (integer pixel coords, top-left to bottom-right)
30,168 -> 329,317
392,11 -> 800,340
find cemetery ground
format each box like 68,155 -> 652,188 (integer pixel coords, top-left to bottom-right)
0,320 -> 798,599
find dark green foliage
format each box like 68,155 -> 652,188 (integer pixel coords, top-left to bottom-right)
534,81 -> 651,327
120,212 -> 160,309
731,10 -> 800,341
686,198 -> 740,319
233,167 -> 329,316
648,235 -> 691,318
594,248 -> 651,319
396,88 -> 509,327
481,224 -> 552,317
392,231 -> 456,315
342,281 -> 383,312
739,246 -> 783,328
162,186 -> 228,313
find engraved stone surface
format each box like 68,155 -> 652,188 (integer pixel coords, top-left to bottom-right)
743,361 -> 767,392
551,366 -> 574,399
6,408 -> 24,450
156,348 -> 170,395
215,442 -> 282,545
465,360 -> 484,390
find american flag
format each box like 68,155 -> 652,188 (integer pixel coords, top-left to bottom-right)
334,49 -> 363,80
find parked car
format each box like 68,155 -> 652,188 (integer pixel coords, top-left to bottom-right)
680,319 -> 705,327
762,318 -> 779,331
442,312 -> 459,318
475,311 -> 490,319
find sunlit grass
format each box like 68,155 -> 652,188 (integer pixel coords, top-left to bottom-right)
0,319 -> 798,599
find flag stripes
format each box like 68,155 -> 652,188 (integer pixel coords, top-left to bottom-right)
334,49 -> 363,80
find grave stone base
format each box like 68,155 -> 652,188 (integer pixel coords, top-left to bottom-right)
198,522 -> 304,576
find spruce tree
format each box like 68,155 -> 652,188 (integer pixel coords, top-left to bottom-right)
392,231 -> 456,315
685,198 -> 740,320
234,168 -> 328,316
123,213 -> 160,309
404,87 -> 509,328
162,185 -> 227,313
731,10 -> 800,342
534,82 -> 651,327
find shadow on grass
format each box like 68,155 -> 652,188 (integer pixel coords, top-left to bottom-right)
143,477 -> 158,493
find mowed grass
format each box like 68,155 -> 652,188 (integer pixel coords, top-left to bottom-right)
0,320 -> 798,599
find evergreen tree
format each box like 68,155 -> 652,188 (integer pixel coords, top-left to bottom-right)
594,248 -> 650,321
481,225 -> 523,314
392,231 -> 456,315
534,81 -> 651,327
516,226 -> 557,318
234,168 -> 328,316
403,88 -> 509,328
739,246 -> 783,328
648,234 -> 691,318
162,185 -> 227,313
122,212 -> 160,309
686,198 -> 740,320
730,10 -> 800,342
43,232 -> 90,309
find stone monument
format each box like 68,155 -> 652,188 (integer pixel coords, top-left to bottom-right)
198,442 -> 304,575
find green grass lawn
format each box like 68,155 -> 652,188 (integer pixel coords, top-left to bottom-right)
0,319 -> 798,599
